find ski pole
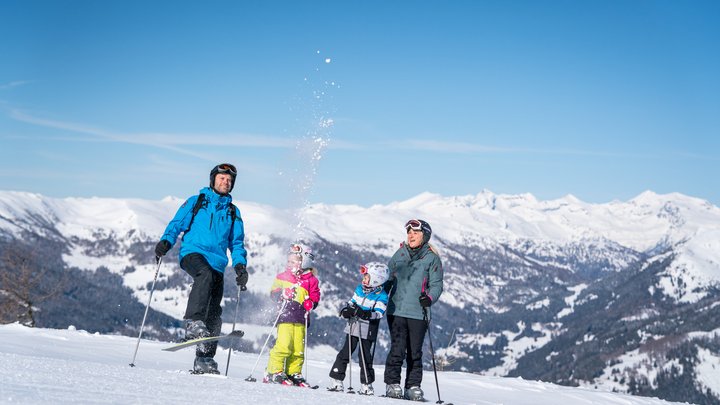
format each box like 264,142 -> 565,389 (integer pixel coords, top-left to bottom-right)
224,285 -> 245,376
356,321 -> 370,388
245,299 -> 288,381
347,318 -> 356,393
129,257 -> 163,367
423,307 -> 445,405
303,311 -> 309,378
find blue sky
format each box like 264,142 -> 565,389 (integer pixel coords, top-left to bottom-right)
1,0 -> 718,208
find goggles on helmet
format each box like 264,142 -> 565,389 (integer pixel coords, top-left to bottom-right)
405,219 -> 423,232
289,244 -> 315,261
216,163 -> 237,176
359,262 -> 390,288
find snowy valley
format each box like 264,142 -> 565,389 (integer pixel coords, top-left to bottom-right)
1,190 -> 719,404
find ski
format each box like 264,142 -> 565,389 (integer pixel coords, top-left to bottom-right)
379,395 -> 448,403
290,378 -> 319,389
327,382 -> 362,393
288,374 -> 318,389
162,330 -> 244,352
189,370 -> 226,378
253,378 -> 319,389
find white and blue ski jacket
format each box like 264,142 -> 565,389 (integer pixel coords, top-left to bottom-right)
343,284 -> 389,340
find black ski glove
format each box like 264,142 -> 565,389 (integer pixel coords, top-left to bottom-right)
155,240 -> 171,258
234,264 -> 248,290
419,292 -> 432,308
356,307 -> 372,321
339,305 -> 356,319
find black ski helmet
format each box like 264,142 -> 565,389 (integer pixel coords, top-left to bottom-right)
405,219 -> 432,245
210,163 -> 237,193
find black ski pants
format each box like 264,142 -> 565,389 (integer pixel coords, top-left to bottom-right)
329,332 -> 376,384
383,315 -> 427,389
180,253 -> 224,358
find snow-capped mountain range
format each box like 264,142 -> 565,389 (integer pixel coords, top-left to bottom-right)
1,189 -> 719,405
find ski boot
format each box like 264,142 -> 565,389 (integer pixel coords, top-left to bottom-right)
288,373 -> 312,387
327,378 -> 344,392
358,383 -> 374,395
404,386 -> 425,401
185,319 -> 210,340
385,383 -> 403,398
262,371 -> 293,385
192,356 -> 219,374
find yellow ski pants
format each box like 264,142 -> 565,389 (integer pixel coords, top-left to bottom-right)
266,323 -> 306,375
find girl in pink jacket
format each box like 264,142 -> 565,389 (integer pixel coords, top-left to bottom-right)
263,243 -> 321,387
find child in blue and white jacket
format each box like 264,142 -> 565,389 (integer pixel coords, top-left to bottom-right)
327,262 -> 390,395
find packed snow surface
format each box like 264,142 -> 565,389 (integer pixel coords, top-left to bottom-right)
0,323 -> 686,405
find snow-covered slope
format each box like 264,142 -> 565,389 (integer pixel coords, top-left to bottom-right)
0,323 -> 685,405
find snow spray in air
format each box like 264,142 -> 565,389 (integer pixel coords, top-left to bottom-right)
282,50 -> 338,245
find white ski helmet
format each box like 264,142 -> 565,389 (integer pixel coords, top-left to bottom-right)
361,262 -> 390,288
289,243 -> 315,270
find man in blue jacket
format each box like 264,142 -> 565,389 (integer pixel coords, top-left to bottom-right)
154,163 -> 248,374
384,219 -> 443,401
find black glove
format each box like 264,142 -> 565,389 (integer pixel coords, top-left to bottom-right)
356,307 -> 372,321
155,240 -> 171,258
339,305 -> 356,319
419,292 -> 432,308
234,263 -> 248,290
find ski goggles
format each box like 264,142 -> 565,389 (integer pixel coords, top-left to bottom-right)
289,244 -> 315,260
216,163 -> 237,175
405,219 -> 423,232
360,264 -> 369,274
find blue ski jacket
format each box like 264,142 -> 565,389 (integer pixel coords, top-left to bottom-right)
160,187 -> 247,273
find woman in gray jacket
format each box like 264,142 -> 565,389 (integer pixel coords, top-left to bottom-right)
384,219 -> 444,401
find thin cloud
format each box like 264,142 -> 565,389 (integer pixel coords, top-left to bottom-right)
7,109 -> 299,161
7,108 -> 369,153
396,139 -> 699,160
0,80 -> 33,90
10,109 -> 706,161
405,139 -> 520,154
322,138 -> 365,150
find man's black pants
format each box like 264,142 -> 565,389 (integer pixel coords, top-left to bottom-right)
180,253 -> 224,358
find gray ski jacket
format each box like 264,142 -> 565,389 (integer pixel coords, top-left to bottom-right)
385,242 -> 444,321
